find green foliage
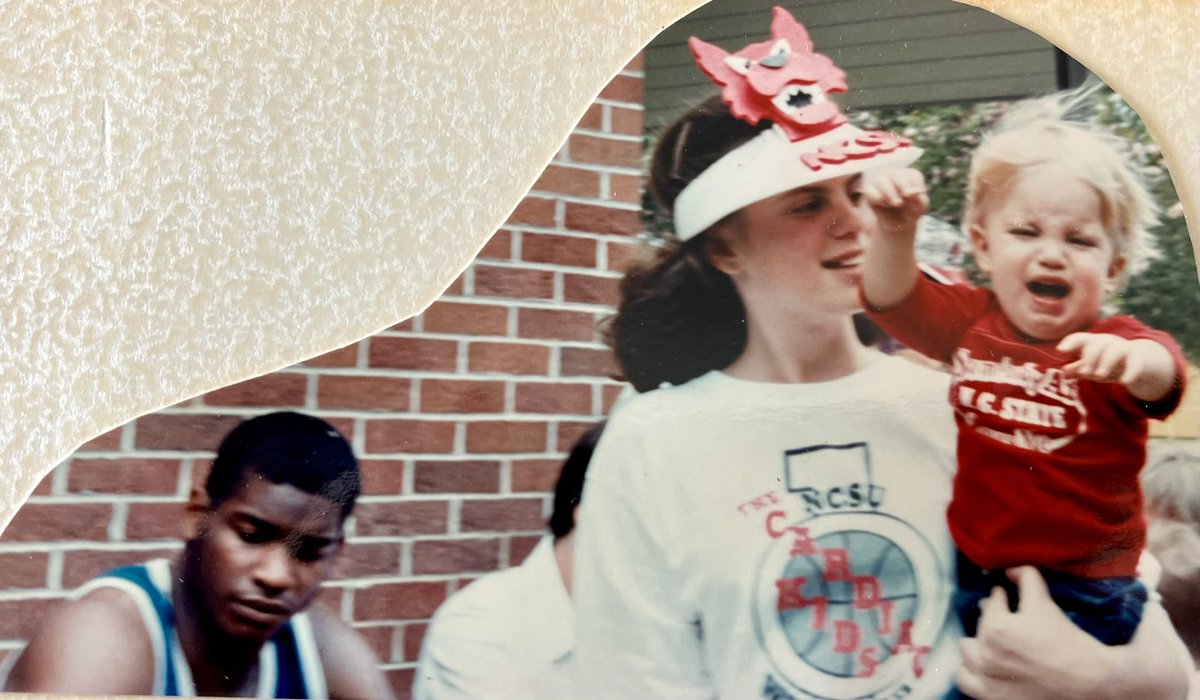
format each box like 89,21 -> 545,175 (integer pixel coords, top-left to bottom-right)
1089,92 -> 1200,362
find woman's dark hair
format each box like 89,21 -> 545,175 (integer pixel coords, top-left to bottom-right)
605,95 -> 772,393
205,411 -> 361,520
548,422 -> 605,539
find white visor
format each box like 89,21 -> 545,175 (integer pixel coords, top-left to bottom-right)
673,123 -> 923,241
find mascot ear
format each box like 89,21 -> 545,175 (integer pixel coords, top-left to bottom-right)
689,36 -> 738,86
770,6 -> 813,53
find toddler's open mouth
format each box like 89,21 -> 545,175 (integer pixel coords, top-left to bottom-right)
1027,280 -> 1070,299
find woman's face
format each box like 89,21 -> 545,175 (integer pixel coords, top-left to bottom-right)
713,173 -> 875,320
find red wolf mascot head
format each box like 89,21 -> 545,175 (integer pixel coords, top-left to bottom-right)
689,7 -> 849,142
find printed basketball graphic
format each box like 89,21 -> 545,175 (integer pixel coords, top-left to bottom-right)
778,531 -> 919,678
754,512 -> 948,700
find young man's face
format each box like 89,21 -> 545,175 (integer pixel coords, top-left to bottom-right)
970,165 -> 1125,341
184,477 -> 345,644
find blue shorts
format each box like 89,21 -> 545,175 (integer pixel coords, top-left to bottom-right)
945,551 -> 1146,700
953,549 -> 1146,645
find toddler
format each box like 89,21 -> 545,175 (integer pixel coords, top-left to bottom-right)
860,90 -> 1187,650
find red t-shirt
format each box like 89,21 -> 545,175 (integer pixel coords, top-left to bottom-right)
866,277 -> 1186,577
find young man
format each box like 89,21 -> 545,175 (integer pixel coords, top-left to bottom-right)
3,411 -> 395,699
411,423 -> 603,700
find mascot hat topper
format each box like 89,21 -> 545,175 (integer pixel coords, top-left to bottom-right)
673,7 -> 922,240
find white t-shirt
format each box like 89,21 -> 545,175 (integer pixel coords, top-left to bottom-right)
573,356 -> 960,700
412,537 -> 575,700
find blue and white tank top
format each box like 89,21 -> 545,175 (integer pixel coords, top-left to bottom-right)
70,559 -> 328,698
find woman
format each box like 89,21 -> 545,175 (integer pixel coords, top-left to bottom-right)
571,8 -> 1190,699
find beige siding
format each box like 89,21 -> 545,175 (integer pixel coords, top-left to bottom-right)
645,0 -> 1061,129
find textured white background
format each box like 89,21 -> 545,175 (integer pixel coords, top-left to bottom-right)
1,0 -> 1197,534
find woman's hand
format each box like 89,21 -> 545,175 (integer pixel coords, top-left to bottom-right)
956,566 -> 1191,700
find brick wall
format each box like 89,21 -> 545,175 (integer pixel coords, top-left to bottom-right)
0,57 -> 644,699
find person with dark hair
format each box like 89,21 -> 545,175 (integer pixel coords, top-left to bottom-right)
412,423 -> 604,700
3,411 -> 394,699
572,7 -> 1190,700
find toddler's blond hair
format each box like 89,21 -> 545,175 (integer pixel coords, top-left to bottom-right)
964,87 -> 1159,289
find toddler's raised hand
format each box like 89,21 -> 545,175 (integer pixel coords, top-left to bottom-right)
863,167 -> 929,237
1058,332 -> 1178,402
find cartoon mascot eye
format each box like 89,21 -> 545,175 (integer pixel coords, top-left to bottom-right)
724,55 -> 754,76
758,40 -> 791,69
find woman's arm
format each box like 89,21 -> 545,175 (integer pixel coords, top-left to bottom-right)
572,419 -> 714,700
956,566 -> 1190,700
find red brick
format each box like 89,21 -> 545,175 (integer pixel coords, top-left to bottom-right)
569,134 -> 641,168
79,426 -> 123,451
563,273 -> 620,307
318,375 -> 411,411
402,622 -> 428,662
576,103 -> 603,131
125,502 -> 185,540
359,459 -> 406,496
190,458 -> 214,490
391,318 -> 415,331
412,538 -> 500,575
421,301 -> 509,336
511,458 -> 562,493
624,52 -> 645,72
479,230 -> 513,260
135,414 -> 241,452
368,337 -> 457,371
515,382 -> 592,414
473,265 -> 554,300
505,197 -> 556,227
419,379 -> 505,413
599,74 -> 643,104
0,551 -> 49,589
337,541 -> 402,578
561,346 -> 619,377
3,503 -> 112,543
509,535 -> 543,565
533,164 -> 601,198
442,271 -> 466,297
465,421 -> 548,454
602,383 -> 627,412
558,421 -> 600,452
355,581 -> 447,621
610,106 -> 644,137
565,202 -> 641,235
386,667 -> 417,700
413,461 -> 501,494
517,308 -> 597,342
520,232 -> 596,267
365,420 -> 456,454
467,341 -> 550,376
0,598 -> 62,638
324,417 -> 357,444
609,172 -> 643,201
31,469 -> 55,496
67,458 -> 181,496
354,501 -> 448,537
606,239 -> 642,272
354,624 -> 396,663
61,547 -> 179,588
460,498 -> 545,533
203,372 -> 307,407
302,344 -> 359,368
